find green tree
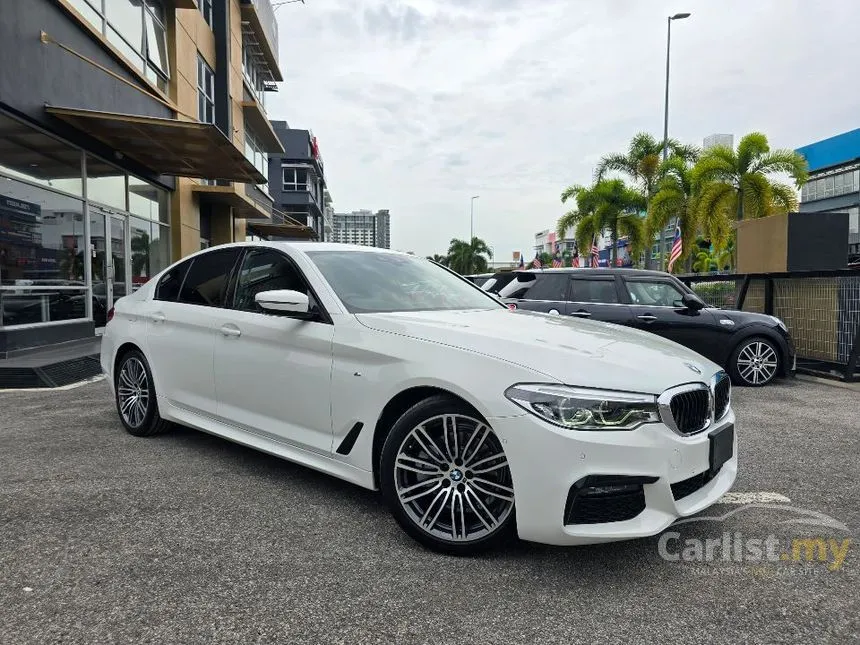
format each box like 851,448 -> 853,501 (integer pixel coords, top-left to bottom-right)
446,237 -> 493,275
427,253 -> 449,266
648,156 -> 699,272
596,133 -> 698,268
559,180 -> 646,267
694,133 -> 808,251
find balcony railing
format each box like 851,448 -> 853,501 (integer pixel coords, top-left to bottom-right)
240,0 -> 282,82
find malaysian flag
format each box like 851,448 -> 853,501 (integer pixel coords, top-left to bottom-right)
531,253 -> 542,269
551,246 -> 562,268
517,252 -> 524,269
571,254 -> 580,268
591,236 -> 600,267
668,224 -> 683,272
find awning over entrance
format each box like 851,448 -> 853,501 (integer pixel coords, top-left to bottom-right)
247,222 -> 317,240
192,184 -> 272,220
45,106 -> 266,184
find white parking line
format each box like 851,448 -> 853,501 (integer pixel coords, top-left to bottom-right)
718,492 -> 791,504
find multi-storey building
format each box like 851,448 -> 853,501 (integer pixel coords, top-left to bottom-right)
796,129 -> 860,260
703,133 -> 734,150
264,120 -> 327,240
0,0 -> 312,357
331,210 -> 391,248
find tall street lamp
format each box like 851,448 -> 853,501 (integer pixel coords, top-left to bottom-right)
659,11 -> 690,269
470,195 -> 480,241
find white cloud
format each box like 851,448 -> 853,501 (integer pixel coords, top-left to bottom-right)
270,0 -> 860,259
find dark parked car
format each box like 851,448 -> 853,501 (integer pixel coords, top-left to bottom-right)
488,268 -> 795,387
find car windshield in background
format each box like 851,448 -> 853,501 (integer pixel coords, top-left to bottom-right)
306,251 -> 504,314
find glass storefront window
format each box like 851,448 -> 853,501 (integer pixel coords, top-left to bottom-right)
0,179 -> 86,287
86,155 -> 127,210
129,175 -> 169,223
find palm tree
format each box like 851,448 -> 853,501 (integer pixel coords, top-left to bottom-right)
648,156 -> 699,272
559,180 -> 646,267
595,133 -> 698,267
427,253 -> 449,266
694,132 -> 808,240
446,237 -> 493,275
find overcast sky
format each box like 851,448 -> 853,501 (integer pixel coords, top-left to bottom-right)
270,0 -> 859,260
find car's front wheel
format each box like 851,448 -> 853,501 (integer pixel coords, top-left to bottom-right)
380,396 -> 516,555
728,337 -> 780,386
114,350 -> 171,437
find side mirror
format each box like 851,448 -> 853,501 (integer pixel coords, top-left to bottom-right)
255,289 -> 310,315
682,292 -> 705,311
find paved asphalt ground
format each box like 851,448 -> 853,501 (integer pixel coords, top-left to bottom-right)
1,377 -> 858,644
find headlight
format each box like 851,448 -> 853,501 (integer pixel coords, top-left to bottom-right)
504,384 -> 660,431
768,315 -> 787,331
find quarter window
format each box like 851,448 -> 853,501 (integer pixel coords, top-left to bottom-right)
570,279 -> 619,303
177,249 -> 241,307
518,274 -> 569,301
233,250 -> 313,313
154,261 -> 190,302
197,55 -> 216,124
625,280 -> 685,307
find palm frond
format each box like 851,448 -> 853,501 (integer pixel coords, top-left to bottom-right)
556,209 -> 583,241
693,148 -> 737,184
595,154 -> 637,182
769,182 -> 798,214
561,184 -> 585,204
749,150 -> 809,186
740,173 -> 773,219
736,132 -> 769,173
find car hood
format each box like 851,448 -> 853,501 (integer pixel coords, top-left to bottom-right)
355,308 -> 722,394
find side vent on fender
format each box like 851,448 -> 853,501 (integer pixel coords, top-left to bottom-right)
336,422 -> 364,455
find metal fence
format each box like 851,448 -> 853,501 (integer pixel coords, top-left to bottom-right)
678,270 -> 860,382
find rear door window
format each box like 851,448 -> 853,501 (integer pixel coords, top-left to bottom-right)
177,248 -> 242,307
569,278 -> 620,303
624,279 -> 686,307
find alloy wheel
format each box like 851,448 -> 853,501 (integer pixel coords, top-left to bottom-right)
736,340 -> 778,385
394,414 -> 514,543
117,357 -> 150,428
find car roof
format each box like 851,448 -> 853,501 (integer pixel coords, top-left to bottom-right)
516,267 -> 676,278
202,241 -> 412,256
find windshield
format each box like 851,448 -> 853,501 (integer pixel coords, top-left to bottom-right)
306,251 -> 505,313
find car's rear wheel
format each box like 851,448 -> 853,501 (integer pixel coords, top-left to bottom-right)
728,337 -> 780,387
380,396 -> 516,555
115,350 -> 171,437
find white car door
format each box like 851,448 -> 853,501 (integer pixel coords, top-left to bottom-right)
145,248 -> 243,415
213,247 -> 334,454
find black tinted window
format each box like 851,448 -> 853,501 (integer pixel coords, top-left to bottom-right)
233,250 -> 312,312
154,261 -> 190,302
625,280 -> 685,307
518,273 -> 569,301
177,249 -> 241,307
570,279 -> 619,303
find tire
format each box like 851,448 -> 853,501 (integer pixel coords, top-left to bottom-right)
728,336 -> 780,387
114,349 -> 172,437
379,395 -> 516,555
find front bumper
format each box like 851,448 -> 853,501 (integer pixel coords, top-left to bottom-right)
489,410 -> 737,546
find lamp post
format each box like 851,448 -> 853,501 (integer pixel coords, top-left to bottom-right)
470,195 -> 480,242
659,11 -> 690,270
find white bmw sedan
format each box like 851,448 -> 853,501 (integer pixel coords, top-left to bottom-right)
101,242 -> 737,554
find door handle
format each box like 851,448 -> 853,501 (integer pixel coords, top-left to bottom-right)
637,314 -> 657,322
220,324 -> 241,338
570,310 -> 592,317
150,313 -> 166,323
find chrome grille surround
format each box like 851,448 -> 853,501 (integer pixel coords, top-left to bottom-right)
712,370 -> 731,422
658,382 -> 713,436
